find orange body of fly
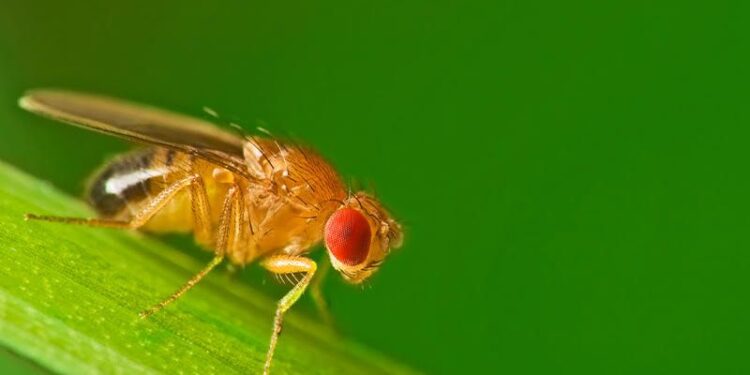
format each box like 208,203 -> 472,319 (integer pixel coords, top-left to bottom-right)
18,89 -> 404,374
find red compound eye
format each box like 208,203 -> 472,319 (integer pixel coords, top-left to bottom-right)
325,208 -> 371,266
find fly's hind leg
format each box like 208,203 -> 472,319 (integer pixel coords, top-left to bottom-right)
139,184 -> 242,319
260,256 -> 317,375
25,174 -> 212,240
25,170 -> 239,320
26,173 -> 224,319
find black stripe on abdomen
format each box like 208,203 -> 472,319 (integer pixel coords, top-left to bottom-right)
87,148 -> 159,217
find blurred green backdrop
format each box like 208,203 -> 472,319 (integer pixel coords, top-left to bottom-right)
1,1 -> 749,374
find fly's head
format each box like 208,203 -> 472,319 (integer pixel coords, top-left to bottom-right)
324,192 -> 403,284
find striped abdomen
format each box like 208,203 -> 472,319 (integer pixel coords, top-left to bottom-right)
87,148 -> 170,217
86,147 -> 226,233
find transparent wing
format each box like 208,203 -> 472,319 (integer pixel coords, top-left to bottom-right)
19,89 -> 249,176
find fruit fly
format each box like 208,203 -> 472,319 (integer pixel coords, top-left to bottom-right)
19,89 -> 404,374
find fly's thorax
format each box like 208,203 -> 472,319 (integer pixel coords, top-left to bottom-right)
324,192 -> 403,284
243,137 -> 347,211
248,196 -> 334,259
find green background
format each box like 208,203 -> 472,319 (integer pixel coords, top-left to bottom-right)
0,1 -> 748,373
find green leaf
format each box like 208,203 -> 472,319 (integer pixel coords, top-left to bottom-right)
0,161 -> 416,374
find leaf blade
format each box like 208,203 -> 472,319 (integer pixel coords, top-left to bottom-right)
0,161 -> 417,375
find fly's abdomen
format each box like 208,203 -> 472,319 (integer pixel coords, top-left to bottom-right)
86,147 -> 227,235
87,147 -> 177,219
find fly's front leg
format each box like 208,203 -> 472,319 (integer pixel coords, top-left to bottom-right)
261,256 -> 317,375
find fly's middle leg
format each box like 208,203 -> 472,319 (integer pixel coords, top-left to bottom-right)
138,184 -> 242,318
